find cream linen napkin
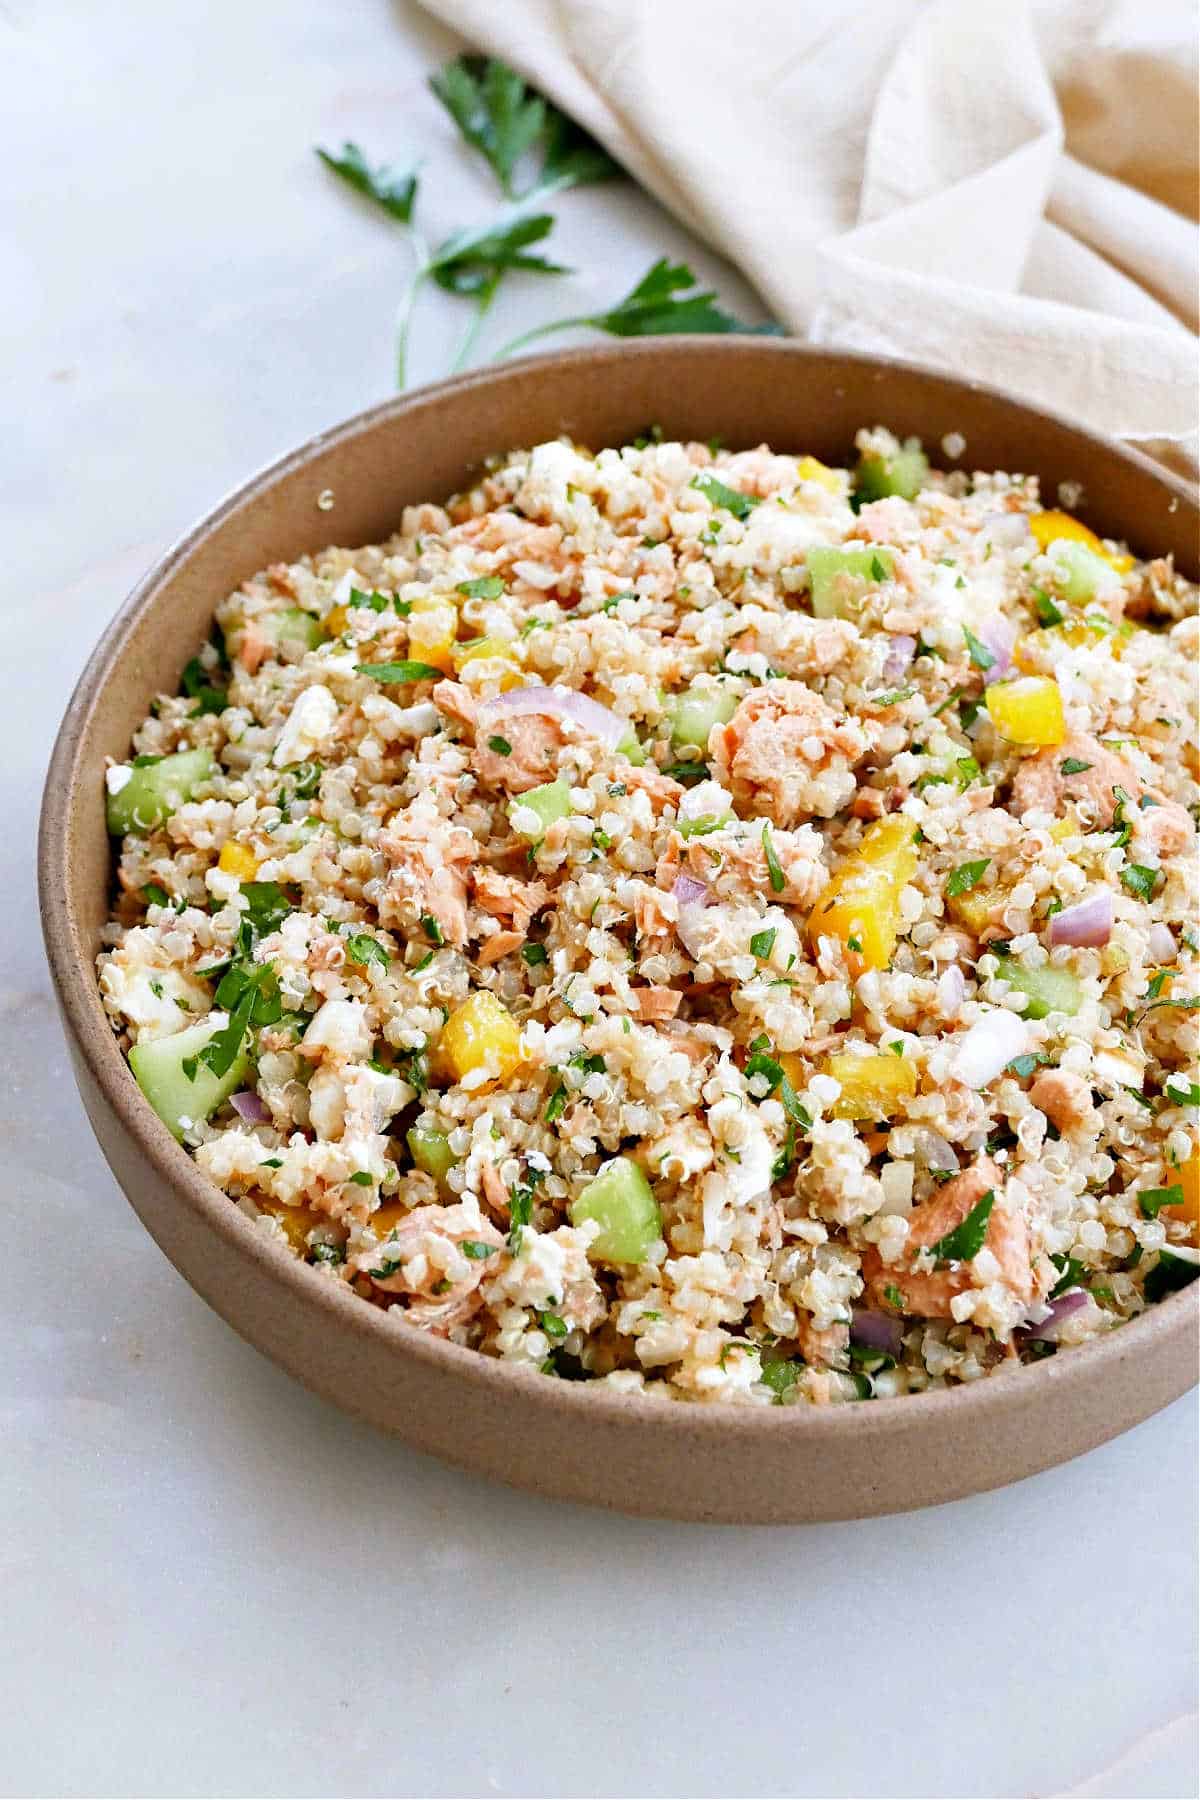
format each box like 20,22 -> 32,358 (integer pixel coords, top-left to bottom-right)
418,0 -> 1199,468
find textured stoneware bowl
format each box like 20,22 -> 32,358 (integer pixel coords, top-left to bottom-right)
40,341 -> 1199,1523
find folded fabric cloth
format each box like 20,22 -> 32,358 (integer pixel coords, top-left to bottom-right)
418,0 -> 1198,468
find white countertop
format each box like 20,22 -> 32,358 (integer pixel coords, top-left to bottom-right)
2,4 -> 1196,1796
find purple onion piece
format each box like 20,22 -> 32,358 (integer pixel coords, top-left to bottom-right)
851,1308 -> 905,1357
1025,1288 -> 1089,1341
672,873 -> 710,909
978,616 -> 1016,684
1049,892 -> 1112,948
230,1089 -> 269,1125
487,683 -> 625,748
883,635 -> 917,683
1148,922 -> 1176,963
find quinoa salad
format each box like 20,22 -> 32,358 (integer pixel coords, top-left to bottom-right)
98,428 -> 1200,1406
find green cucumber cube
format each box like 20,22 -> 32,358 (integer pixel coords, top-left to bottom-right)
407,1125 -> 455,1187
854,440 -> 929,502
569,1156 -> 662,1263
1048,541 -> 1115,604
1000,958 -> 1082,1021
267,608 -> 324,654
106,747 -> 214,836
806,546 -> 894,619
509,778 -> 572,841
668,686 -> 739,749
128,1014 -> 250,1140
615,729 -> 647,767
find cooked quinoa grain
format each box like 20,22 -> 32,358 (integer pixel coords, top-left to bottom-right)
98,430 -> 1200,1404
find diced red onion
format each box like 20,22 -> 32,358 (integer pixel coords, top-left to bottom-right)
1025,1288 -> 1088,1341
851,1309 -> 904,1356
1049,892 -> 1112,948
883,635 -> 917,683
950,1008 -> 1029,1088
920,1129 -> 960,1172
230,1089 -> 269,1125
977,616 -> 1016,685
1148,922 -> 1176,963
672,873 -> 710,909
487,683 -> 625,747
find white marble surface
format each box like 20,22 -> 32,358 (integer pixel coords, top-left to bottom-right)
3,4 -> 1197,1796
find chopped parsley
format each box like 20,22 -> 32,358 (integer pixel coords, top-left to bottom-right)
883,1283 -> 906,1311
749,927 -> 777,960
1060,756 -> 1093,776
420,914 -> 445,945
1138,1185 -> 1183,1219
355,660 -> 444,683
522,942 -> 548,966
345,932 -> 390,970
487,734 -> 513,756
457,575 -> 505,599
347,1170 -> 374,1187
461,1240 -> 498,1260
962,624 -> 994,671
1121,864 -> 1159,901
689,471 -> 762,521
1032,589 -> 1064,627
946,857 -> 990,898
928,1190 -> 994,1265
761,822 -> 785,893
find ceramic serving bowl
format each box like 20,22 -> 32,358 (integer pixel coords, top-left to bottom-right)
39,341 -> 1199,1523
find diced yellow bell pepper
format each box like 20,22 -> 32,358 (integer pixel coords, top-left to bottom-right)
452,636 -> 523,690
1165,1148 -> 1200,1235
985,676 -> 1065,747
369,1200 -> 408,1241
807,816 -> 918,975
1029,509 -> 1134,574
440,990 -> 522,1084
823,1052 -> 917,1120
947,886 -> 998,935
796,455 -> 842,494
778,1052 -> 807,1093
256,1198 -> 320,1253
218,840 -> 259,881
324,603 -> 351,638
407,598 -> 458,675
1049,813 -> 1078,843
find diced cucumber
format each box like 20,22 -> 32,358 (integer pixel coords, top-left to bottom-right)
807,546 -> 894,619
509,779 -> 572,841
854,440 -> 929,502
407,1125 -> 455,1187
569,1156 -> 662,1263
668,686 -> 739,749
267,608 -> 324,654
677,813 -> 731,838
1048,541 -> 1115,604
998,956 -> 1082,1021
106,747 -> 214,836
615,728 -> 647,767
128,1014 -> 250,1140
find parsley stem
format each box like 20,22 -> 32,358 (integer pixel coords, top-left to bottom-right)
394,246 -> 431,391
490,315 -> 588,361
449,273 -> 501,374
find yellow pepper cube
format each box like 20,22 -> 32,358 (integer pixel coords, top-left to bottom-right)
218,840 -> 259,882
807,816 -> 918,975
440,990 -> 522,1085
1165,1149 -> 1200,1233
323,603 -> 351,638
453,636 -> 523,690
407,599 -> 458,674
796,455 -> 842,494
1029,509 -> 1133,573
824,1052 -> 917,1120
985,676 -> 1065,747
778,1052 -> 807,1093
256,1199 -> 319,1253
946,886 -> 998,935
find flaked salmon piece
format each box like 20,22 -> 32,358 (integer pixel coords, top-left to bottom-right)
472,868 -> 551,933
795,1316 -> 849,1368
237,621 -> 271,675
477,930 -> 524,965
631,985 -> 682,1022
620,764 -> 684,813
861,1157 -> 1034,1318
378,805 -> 476,948
710,681 -> 871,824
475,711 -> 565,792
266,562 -> 298,598
432,678 -> 478,730
656,822 -> 826,908
1012,732 -> 1192,859
360,1201 -> 505,1300
1029,1068 -> 1095,1133
480,1161 -> 511,1224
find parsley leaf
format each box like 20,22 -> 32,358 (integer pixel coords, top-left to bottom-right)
1139,1185 -> 1183,1219
1060,757 -> 1093,776
1033,589 -> 1065,627
181,655 -> 228,717
345,933 -> 390,971
522,943 -> 548,966
430,55 -> 618,199
946,858 -> 990,898
494,257 -> 762,359
507,1184 -> 534,1255
461,1239 -> 498,1260
458,575 -> 505,599
928,1190 -> 994,1265
749,927 -> 777,960
689,471 -> 762,522
761,822 -> 785,893
1121,864 -> 1159,901
355,660 -> 444,683
316,141 -> 419,222
962,625 -> 994,671
429,212 -> 569,299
